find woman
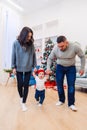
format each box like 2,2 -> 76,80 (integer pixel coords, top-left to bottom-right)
11,27 -> 37,111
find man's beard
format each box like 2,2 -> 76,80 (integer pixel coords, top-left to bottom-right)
60,46 -> 68,52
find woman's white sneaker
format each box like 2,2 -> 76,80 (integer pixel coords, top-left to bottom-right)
69,105 -> 77,111
56,101 -> 63,106
22,103 -> 28,111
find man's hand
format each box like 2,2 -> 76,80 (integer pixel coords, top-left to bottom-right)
45,69 -> 52,75
79,70 -> 84,76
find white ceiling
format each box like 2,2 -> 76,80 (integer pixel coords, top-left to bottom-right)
1,0 -> 63,14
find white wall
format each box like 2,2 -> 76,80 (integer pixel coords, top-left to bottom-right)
0,3 -> 23,69
0,0 -> 87,83
0,3 -> 23,84
24,0 -> 87,50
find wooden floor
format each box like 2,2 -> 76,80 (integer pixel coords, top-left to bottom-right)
0,83 -> 87,130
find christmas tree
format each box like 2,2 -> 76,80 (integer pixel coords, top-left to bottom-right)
41,38 -> 57,81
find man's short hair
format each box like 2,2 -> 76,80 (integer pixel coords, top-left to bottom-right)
57,36 -> 66,43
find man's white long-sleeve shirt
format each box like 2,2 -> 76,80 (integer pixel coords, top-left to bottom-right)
47,42 -> 85,70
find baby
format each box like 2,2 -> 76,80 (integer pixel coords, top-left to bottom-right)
33,68 -> 49,106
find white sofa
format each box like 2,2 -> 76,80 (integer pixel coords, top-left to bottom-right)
75,78 -> 87,88
75,58 -> 87,88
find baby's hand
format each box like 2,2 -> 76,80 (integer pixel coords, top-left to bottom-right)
33,68 -> 37,73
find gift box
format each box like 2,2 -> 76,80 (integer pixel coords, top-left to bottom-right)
45,80 -> 56,88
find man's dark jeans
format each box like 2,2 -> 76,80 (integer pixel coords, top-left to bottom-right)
56,64 -> 76,106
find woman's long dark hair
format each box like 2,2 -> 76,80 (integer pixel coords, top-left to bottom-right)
17,27 -> 34,47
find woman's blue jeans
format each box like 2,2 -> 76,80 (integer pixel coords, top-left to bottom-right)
56,64 -> 76,106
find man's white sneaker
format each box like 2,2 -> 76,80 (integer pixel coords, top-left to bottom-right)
38,103 -> 42,107
36,101 -> 39,105
22,103 -> 28,111
69,105 -> 77,111
56,101 -> 63,106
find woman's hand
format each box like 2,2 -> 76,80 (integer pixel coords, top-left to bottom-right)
12,68 -> 16,75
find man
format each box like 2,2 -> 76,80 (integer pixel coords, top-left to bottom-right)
46,36 -> 85,111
